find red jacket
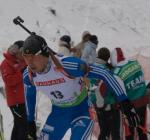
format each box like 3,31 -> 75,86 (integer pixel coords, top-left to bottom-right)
0,52 -> 26,106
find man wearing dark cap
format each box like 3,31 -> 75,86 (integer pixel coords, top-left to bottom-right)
22,35 -> 140,140
0,41 -> 28,140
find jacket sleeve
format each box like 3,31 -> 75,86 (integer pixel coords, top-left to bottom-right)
81,45 -> 91,62
0,61 -> 23,86
23,69 -> 36,122
61,56 -> 128,102
88,65 -> 128,102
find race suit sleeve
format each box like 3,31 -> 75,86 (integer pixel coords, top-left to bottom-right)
23,68 -> 36,122
61,57 -> 128,102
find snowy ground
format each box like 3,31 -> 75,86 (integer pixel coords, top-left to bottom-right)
0,0 -> 150,139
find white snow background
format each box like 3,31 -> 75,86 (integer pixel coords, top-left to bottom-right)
0,0 -> 150,139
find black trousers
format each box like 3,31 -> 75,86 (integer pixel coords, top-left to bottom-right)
10,103 -> 28,140
125,105 -> 148,140
96,107 -> 121,140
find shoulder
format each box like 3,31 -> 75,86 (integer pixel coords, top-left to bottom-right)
23,68 -> 29,83
0,59 -> 14,74
23,68 -> 36,86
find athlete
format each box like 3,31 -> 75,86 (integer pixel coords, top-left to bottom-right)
110,47 -> 148,140
22,35 -> 140,140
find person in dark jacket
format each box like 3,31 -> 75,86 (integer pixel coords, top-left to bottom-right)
0,41 -> 28,140
94,47 -> 122,140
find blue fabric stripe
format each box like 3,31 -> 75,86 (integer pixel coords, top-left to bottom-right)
63,66 -> 78,70
23,70 -> 36,122
82,120 -> 94,140
88,65 -> 128,101
90,66 -> 121,95
91,66 -> 124,95
91,65 -> 125,95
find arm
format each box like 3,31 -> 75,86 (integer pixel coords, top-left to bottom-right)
23,69 -> 36,122
62,57 -> 140,127
61,56 -> 128,102
88,65 -> 128,102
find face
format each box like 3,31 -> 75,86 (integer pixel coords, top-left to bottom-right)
16,51 -> 24,61
23,54 -> 49,73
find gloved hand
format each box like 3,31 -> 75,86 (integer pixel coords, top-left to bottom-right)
27,121 -> 37,140
120,99 -> 140,127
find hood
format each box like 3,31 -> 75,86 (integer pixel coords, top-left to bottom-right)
3,52 -> 17,64
110,48 -> 125,67
85,41 -> 98,49
2,52 -> 20,68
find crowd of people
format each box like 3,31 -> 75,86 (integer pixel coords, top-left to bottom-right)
0,31 -> 149,140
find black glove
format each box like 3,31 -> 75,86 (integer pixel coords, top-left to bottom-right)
27,121 -> 37,140
120,99 -> 140,127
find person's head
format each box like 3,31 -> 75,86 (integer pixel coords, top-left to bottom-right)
110,47 -> 125,67
89,35 -> 98,45
81,31 -> 91,42
97,47 -> 113,69
58,35 -> 71,49
22,35 -> 51,73
8,40 -> 24,60
97,47 -> 110,62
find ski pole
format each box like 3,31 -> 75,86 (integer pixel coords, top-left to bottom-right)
13,16 -> 62,68
122,115 -> 150,135
13,16 -> 35,35
138,125 -> 150,135
13,16 -> 57,54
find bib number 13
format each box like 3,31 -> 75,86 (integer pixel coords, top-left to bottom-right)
50,91 -> 64,99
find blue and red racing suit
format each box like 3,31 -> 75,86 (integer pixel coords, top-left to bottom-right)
23,56 -> 128,140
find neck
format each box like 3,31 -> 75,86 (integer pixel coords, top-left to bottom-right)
38,58 -> 51,74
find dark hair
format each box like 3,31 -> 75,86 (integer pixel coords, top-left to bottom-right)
59,35 -> 71,49
89,35 -> 98,45
97,47 -> 110,62
60,35 -> 71,44
82,34 -> 91,42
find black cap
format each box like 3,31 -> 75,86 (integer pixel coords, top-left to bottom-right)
23,35 -> 50,57
97,47 -> 110,62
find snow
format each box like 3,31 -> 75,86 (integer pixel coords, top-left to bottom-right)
0,0 -> 150,139
0,94 -> 12,140
0,0 -> 150,53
